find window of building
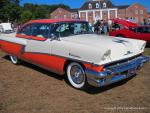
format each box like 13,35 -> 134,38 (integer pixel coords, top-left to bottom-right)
64,15 -> 67,19
135,10 -> 138,14
89,12 -> 93,17
81,13 -> 86,17
135,17 -> 138,23
96,3 -> 99,8
89,3 -> 92,9
103,11 -> 107,15
140,10 -> 143,14
103,2 -> 106,8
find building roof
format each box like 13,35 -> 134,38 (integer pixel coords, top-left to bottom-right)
51,7 -> 78,14
80,0 -> 116,10
69,8 -> 79,12
116,5 -> 130,9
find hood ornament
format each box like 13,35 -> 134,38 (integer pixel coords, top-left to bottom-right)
113,39 -> 128,43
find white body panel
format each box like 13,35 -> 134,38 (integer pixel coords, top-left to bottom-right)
0,33 -> 27,45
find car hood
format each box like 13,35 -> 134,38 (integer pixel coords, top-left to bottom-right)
61,34 -> 146,65
111,19 -> 137,28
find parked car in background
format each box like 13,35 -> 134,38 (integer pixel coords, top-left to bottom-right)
109,19 -> 150,44
0,19 -> 149,90
0,23 -> 13,33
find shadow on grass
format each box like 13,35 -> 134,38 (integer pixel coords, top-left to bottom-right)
84,75 -> 136,94
3,55 -> 136,94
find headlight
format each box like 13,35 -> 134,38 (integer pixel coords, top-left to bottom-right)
101,49 -> 111,61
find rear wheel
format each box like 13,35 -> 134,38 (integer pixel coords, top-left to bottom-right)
66,62 -> 87,89
9,55 -> 20,65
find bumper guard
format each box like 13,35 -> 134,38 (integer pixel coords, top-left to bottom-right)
85,55 -> 150,87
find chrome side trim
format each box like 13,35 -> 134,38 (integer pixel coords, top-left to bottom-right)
85,55 -> 150,87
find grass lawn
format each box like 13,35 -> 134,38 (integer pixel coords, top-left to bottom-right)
144,48 -> 150,56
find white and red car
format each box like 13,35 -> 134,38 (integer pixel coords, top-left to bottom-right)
0,19 -> 149,89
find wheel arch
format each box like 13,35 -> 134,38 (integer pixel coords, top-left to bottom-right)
63,59 -> 86,73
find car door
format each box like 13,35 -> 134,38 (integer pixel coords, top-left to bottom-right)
17,23 -> 52,63
17,23 -> 66,74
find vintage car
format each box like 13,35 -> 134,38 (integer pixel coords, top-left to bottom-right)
0,19 -> 149,90
109,19 -> 150,44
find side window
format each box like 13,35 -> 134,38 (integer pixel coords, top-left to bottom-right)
18,25 -> 32,36
31,24 -> 50,38
148,27 -> 150,33
51,23 -> 73,37
137,27 -> 150,33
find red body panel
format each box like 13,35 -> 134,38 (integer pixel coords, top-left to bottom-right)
109,29 -> 139,39
0,40 -> 23,56
22,53 -> 66,74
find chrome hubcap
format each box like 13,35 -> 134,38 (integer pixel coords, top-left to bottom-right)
70,65 -> 85,84
12,56 -> 17,62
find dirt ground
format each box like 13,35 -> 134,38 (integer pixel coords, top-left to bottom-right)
0,50 -> 150,113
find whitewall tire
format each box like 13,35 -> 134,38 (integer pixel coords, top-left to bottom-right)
9,55 -> 20,65
66,62 -> 86,89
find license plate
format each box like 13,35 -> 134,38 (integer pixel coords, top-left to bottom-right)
128,68 -> 136,76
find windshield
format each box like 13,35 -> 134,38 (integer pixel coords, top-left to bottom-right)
50,22 -> 93,37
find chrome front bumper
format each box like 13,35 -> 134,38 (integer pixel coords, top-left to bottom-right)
85,55 -> 150,87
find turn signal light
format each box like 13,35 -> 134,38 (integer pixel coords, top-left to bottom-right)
84,63 -> 104,72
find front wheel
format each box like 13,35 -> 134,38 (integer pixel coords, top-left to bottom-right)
66,62 -> 87,89
9,55 -> 21,65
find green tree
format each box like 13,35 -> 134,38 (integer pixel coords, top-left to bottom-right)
0,1 -> 71,24
0,0 -> 22,22
20,10 -> 32,23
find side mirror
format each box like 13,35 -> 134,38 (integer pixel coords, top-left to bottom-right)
50,33 -> 60,41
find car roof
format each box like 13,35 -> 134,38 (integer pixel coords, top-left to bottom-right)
27,19 -> 87,24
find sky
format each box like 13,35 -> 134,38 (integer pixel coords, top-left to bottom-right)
20,0 -> 150,12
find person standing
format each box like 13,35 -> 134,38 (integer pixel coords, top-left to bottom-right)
103,20 -> 108,34
94,20 -> 101,34
108,19 -> 112,32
